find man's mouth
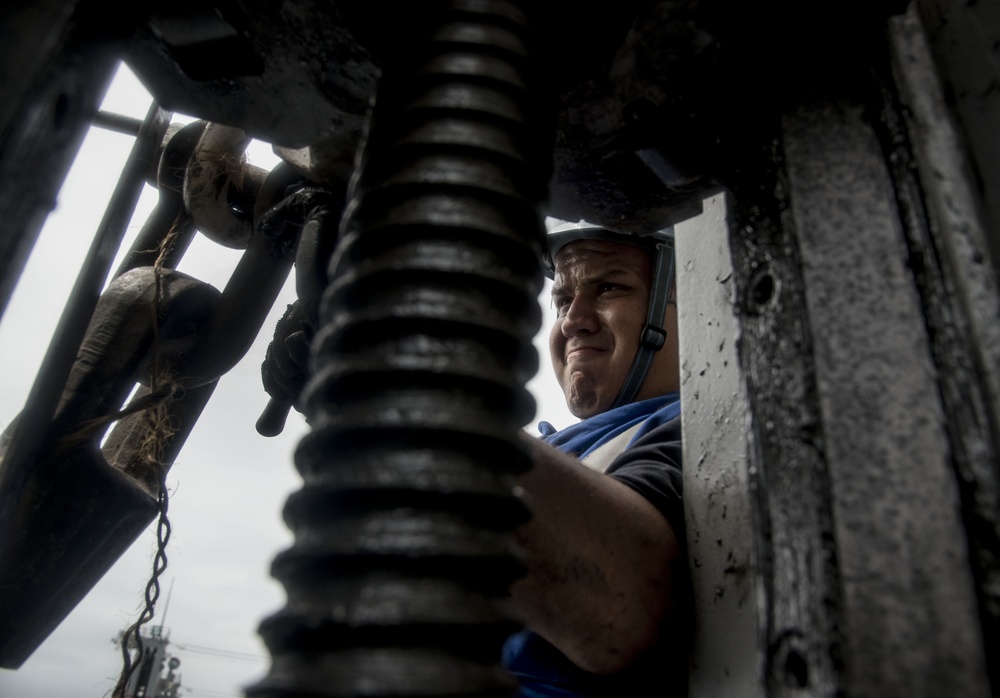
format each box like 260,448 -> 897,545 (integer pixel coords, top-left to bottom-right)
566,345 -> 604,359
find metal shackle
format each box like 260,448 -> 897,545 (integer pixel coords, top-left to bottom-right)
182,122 -> 268,249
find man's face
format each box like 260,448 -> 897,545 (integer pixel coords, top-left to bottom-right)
549,239 -> 679,419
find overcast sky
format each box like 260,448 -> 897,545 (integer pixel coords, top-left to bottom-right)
0,64 -> 573,698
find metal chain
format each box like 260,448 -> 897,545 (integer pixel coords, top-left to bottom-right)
112,468 -> 171,698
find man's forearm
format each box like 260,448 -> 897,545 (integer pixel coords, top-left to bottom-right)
508,435 -> 680,674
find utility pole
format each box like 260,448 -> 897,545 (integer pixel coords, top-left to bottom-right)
117,626 -> 183,698
116,580 -> 183,698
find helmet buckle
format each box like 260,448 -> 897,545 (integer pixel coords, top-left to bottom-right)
640,324 -> 666,350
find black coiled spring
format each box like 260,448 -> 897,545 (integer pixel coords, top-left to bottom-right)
248,1 -> 550,696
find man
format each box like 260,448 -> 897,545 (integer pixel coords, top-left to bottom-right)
502,220 -> 688,697
257,216 -> 687,695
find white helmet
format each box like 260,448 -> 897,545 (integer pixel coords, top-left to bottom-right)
544,219 -> 676,409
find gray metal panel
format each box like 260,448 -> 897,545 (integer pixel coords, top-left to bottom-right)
782,89 -> 989,698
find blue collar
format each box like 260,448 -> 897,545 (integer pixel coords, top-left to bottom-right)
537,393 -> 680,460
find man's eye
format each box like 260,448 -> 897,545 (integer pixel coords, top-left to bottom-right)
597,283 -> 620,294
553,297 -> 571,314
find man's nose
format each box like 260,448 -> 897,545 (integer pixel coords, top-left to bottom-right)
561,295 -> 599,336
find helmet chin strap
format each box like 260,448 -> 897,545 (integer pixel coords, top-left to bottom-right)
610,240 -> 675,409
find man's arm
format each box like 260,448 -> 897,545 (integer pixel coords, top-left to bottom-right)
508,434 -> 681,675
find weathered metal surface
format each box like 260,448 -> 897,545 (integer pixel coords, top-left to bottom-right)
724,157 -> 846,698
914,0 -> 1000,285
125,0 -> 379,150
0,267 -> 219,666
887,6 -> 1000,692
678,192 -> 764,696
783,90 -> 988,697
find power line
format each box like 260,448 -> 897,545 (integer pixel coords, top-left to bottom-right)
172,641 -> 268,663
183,687 -> 243,698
